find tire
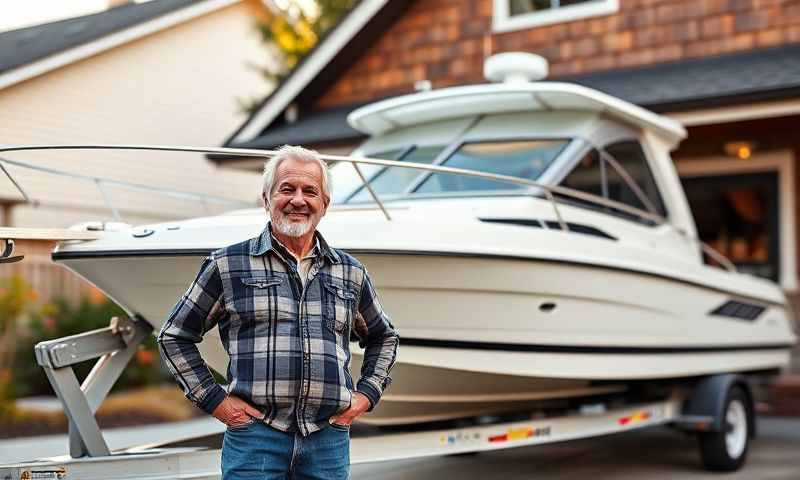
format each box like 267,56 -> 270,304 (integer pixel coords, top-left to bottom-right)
697,385 -> 752,472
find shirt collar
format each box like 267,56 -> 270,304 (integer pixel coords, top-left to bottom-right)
249,222 -> 341,264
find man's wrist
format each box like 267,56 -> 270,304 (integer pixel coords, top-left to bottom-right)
198,384 -> 227,414
355,383 -> 380,411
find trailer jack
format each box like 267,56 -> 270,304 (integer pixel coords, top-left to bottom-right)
34,316 -> 153,458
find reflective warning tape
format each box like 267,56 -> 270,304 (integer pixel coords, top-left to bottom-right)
618,410 -> 652,426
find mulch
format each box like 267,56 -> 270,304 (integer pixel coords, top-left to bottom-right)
0,385 -> 204,439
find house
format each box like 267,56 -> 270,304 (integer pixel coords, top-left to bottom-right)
0,0 -> 276,302
0,0 -> 277,228
217,0 -> 800,316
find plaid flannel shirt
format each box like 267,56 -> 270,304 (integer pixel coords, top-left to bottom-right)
157,224 -> 399,436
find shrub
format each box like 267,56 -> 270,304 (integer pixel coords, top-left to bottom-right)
0,276 -> 37,419
14,297 -> 170,399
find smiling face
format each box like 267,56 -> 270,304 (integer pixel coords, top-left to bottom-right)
265,156 -> 329,238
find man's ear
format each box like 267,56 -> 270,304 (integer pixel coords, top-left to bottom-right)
321,195 -> 330,215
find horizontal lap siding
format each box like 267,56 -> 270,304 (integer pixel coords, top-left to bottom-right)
0,240 -> 98,306
0,1 -> 272,227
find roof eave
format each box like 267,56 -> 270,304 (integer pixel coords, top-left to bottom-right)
0,0 -> 240,91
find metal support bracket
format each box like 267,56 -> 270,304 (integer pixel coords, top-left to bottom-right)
34,316 -> 153,458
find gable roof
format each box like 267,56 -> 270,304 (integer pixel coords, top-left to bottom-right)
0,0 -> 240,90
224,0 -> 412,146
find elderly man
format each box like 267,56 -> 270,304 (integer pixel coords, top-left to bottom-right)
157,145 -> 399,479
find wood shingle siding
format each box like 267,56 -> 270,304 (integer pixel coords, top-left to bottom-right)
315,0 -> 800,110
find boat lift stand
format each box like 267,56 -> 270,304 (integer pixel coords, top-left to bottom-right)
34,315 -> 152,458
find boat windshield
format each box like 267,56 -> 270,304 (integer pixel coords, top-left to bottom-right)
331,139 -> 568,204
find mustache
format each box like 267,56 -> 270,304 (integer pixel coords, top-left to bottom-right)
282,207 -> 310,214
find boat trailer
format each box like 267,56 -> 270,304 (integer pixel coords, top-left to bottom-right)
1,372 -> 758,479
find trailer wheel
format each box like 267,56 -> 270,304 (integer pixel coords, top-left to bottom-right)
697,385 -> 751,471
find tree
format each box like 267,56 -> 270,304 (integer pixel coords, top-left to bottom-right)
239,0 -> 356,114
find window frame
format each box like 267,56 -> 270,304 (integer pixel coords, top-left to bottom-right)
492,0 -> 620,33
407,137 -> 572,195
554,140 -> 669,227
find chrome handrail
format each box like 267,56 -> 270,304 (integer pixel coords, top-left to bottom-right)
0,144 -> 736,272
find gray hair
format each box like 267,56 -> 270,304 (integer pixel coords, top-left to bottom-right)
262,145 -> 332,204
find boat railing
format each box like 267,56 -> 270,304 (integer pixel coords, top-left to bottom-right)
0,144 -> 736,273
0,150 -> 253,222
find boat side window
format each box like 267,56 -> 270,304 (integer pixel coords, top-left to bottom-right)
331,148 -> 406,204
558,149 -> 604,208
348,145 -> 446,202
558,142 -> 667,225
604,141 -> 668,218
413,140 -> 568,194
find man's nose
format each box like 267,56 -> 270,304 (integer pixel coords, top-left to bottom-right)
290,190 -> 306,205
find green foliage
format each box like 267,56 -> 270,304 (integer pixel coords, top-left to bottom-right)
0,276 -> 37,419
240,0 -> 356,114
13,297 -> 169,399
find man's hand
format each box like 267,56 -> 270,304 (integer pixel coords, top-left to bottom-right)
212,395 -> 262,427
329,391 -> 371,426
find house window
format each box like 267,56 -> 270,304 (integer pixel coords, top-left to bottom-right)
493,0 -> 619,32
681,172 -> 779,282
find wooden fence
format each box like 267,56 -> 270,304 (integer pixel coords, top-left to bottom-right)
0,239 -> 101,305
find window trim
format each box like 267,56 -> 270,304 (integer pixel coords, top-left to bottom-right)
675,150 -> 797,292
492,0 -> 620,33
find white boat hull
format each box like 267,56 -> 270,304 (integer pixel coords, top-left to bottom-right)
55,240 -> 795,424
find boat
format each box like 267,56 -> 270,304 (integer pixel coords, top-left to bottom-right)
12,52 -> 794,425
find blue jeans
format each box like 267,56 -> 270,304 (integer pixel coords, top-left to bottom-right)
221,420 -> 350,480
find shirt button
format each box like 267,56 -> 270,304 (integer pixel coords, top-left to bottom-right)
304,353 -> 311,361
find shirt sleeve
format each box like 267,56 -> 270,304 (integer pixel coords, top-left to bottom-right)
157,255 -> 229,414
354,269 -> 399,411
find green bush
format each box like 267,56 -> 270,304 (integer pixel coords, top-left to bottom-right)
0,276 -> 38,418
13,297 -> 169,398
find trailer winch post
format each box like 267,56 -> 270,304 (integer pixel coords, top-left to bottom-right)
34,316 -> 152,458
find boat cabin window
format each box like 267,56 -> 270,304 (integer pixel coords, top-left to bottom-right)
558,141 -> 667,224
414,140 -> 568,194
559,149 -> 604,207
348,145 -> 446,202
605,141 -> 667,218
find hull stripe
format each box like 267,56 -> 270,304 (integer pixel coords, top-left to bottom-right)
401,337 -> 795,354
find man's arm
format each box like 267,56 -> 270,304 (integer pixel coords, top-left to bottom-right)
157,255 -> 229,414
354,270 -> 399,411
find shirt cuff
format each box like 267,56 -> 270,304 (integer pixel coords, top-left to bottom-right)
197,383 -> 227,414
356,380 -> 382,412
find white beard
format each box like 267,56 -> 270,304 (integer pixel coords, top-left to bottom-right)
273,214 -> 312,237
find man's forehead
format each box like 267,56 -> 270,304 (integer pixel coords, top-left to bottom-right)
275,158 -> 323,185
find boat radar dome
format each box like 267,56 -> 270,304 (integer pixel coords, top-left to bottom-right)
484,52 -> 549,83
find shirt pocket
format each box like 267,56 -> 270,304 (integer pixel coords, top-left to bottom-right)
236,275 -> 282,323
322,282 -> 357,335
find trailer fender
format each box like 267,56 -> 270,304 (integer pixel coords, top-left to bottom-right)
680,374 -> 755,436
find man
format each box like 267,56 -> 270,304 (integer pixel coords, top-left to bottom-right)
157,145 -> 399,479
